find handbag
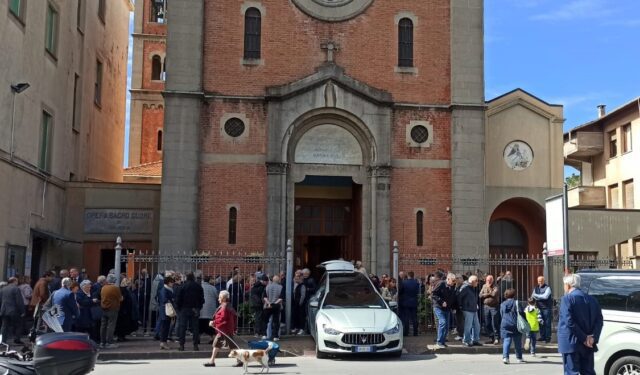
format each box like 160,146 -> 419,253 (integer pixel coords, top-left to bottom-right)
516,301 -> 531,335
165,302 -> 176,318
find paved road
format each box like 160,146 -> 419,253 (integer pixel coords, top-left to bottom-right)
94,353 -> 564,374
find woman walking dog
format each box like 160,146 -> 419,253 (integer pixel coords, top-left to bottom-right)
204,290 -> 242,368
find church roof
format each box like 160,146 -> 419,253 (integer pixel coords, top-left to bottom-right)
123,161 -> 163,177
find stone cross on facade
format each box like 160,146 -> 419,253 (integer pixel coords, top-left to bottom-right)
321,41 -> 339,63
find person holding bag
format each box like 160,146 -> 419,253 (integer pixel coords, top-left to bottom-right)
500,288 -> 527,364
158,276 -> 176,350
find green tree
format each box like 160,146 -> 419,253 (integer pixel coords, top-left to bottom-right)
565,173 -> 580,188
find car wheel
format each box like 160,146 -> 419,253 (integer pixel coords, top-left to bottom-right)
388,350 -> 402,358
609,356 -> 640,375
316,335 -> 328,359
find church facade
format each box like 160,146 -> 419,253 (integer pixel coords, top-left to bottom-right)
159,0 -> 487,275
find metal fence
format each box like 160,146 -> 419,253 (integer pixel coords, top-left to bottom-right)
119,245 -> 634,338
396,250 -> 634,334
124,250 -> 286,335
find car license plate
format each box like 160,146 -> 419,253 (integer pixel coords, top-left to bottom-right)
354,346 -> 373,353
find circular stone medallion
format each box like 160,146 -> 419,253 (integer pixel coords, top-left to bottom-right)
503,140 -> 534,171
293,0 -> 373,22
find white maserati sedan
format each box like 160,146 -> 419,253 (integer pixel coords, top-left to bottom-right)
308,260 -> 403,358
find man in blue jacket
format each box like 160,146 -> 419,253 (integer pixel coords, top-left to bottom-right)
457,275 -> 482,347
557,274 -> 603,375
532,276 -> 553,343
400,271 -> 420,336
52,277 -> 81,332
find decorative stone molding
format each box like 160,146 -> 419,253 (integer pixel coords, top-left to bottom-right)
241,1 -> 266,16
292,0 -> 373,22
368,165 -> 392,178
406,120 -> 433,148
266,162 -> 288,175
219,113 -> 250,142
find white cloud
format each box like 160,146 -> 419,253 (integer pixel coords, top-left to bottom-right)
531,0 -> 616,21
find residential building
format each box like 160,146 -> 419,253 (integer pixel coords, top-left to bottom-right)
564,98 -> 640,262
0,0 -> 132,279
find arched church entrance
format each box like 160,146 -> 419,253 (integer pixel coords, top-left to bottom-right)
285,112 -> 376,273
488,198 -> 546,298
489,197 -> 545,257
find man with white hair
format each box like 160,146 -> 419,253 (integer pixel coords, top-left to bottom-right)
558,274 -> 603,375
457,275 -> 482,347
52,277 -> 80,332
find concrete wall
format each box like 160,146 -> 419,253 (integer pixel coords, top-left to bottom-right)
569,208 -> 640,256
65,182 -> 161,278
158,0 -> 204,253
450,0 -> 486,257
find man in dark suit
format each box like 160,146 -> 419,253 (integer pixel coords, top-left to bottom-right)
0,277 -> 25,344
557,274 -> 603,375
400,271 -> 420,336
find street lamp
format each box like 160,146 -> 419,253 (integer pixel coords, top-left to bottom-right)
10,82 -> 30,161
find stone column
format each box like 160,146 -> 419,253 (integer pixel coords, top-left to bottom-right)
450,0 -> 486,257
266,162 -> 288,259
158,0 -> 204,254
369,166 -> 391,275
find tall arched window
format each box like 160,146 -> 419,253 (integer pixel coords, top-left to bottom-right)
157,130 -> 163,151
228,207 -> 237,245
151,55 -> 162,80
244,8 -> 261,59
398,18 -> 413,67
416,210 -> 424,247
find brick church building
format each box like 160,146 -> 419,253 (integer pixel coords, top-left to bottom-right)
134,0 -> 563,276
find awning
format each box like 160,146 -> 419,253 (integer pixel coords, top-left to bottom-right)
31,229 -> 82,244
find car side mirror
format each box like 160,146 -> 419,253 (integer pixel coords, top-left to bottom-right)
309,300 -> 319,308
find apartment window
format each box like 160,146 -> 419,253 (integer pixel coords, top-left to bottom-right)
72,74 -> 80,130
398,18 -> 414,67
416,210 -> 424,247
609,130 -> 617,158
150,0 -> 166,23
94,60 -> 103,106
45,4 -> 58,56
622,124 -> 632,153
151,55 -> 162,80
609,184 -> 619,209
98,0 -> 105,23
9,0 -> 26,23
624,180 -> 634,209
228,207 -> 237,245
39,111 -> 53,172
157,130 -> 163,151
243,8 -> 261,60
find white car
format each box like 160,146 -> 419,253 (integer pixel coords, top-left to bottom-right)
578,270 -> 640,375
308,260 -> 403,358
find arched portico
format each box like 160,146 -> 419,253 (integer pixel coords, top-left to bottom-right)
489,197 -> 546,256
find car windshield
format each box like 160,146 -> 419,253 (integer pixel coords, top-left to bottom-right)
322,272 -> 386,309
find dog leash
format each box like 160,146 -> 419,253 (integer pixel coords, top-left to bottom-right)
212,327 -> 245,349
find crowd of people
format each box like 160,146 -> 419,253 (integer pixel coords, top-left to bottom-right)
0,261 -> 603,373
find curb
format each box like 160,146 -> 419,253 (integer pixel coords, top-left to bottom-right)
98,349 -> 301,361
422,345 -> 559,355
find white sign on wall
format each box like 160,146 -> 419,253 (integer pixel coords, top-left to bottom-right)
84,209 -> 154,234
294,124 -> 363,165
545,195 -> 565,257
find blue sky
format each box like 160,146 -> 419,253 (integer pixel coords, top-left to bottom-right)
123,0 -> 640,175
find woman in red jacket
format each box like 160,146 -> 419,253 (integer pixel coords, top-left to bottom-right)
203,290 -> 241,367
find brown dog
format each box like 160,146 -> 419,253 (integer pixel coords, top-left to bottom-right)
228,342 -> 273,374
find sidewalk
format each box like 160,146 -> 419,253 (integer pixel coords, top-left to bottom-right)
97,333 -> 558,361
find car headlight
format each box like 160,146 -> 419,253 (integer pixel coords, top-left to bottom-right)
323,324 -> 342,335
384,323 -> 400,335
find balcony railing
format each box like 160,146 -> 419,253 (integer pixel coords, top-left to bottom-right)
567,185 -> 606,208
